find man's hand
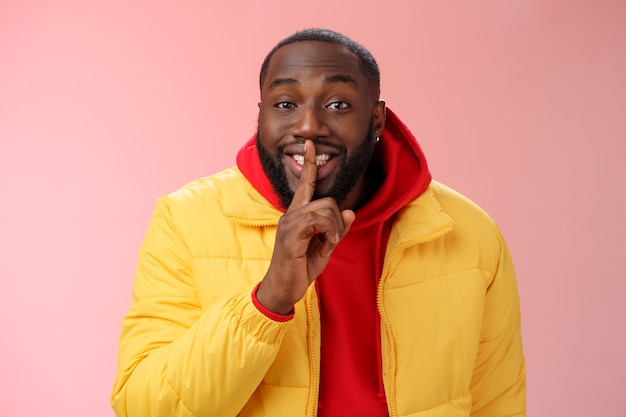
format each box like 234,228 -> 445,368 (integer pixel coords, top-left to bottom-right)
256,140 -> 356,314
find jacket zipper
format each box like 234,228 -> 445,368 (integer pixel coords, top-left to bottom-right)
305,287 -> 320,417
377,225 -> 453,417
229,218 -> 279,228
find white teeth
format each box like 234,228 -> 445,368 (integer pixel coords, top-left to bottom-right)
315,154 -> 330,166
293,154 -> 330,166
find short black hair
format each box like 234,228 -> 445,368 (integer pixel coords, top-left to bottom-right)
259,28 -> 380,99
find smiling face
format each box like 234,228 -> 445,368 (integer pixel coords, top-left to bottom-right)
257,40 -> 386,210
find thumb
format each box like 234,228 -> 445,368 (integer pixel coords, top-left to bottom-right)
340,209 -> 356,238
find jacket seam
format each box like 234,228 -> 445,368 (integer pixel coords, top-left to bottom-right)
479,332 -> 506,344
408,393 -> 472,413
258,381 -> 309,388
166,378 -> 197,417
384,267 -> 494,289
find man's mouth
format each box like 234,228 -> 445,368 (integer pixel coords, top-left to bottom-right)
292,153 -> 331,166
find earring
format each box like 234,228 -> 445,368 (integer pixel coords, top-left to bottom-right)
376,137 -> 381,143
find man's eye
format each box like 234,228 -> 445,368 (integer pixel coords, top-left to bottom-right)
327,101 -> 349,110
276,102 -> 294,109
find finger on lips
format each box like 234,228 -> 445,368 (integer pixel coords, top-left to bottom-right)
285,140 -> 344,246
289,140 -> 317,210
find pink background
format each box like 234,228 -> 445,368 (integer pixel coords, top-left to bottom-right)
1,1 -> 625,416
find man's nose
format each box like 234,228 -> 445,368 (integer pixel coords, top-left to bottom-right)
290,106 -> 330,140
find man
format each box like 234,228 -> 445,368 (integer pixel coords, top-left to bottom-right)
112,28 -> 526,417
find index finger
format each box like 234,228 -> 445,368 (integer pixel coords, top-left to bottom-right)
288,139 -> 317,210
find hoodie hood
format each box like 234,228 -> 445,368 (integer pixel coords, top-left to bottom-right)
236,107 -> 432,228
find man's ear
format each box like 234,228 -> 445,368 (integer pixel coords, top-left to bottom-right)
373,100 -> 386,137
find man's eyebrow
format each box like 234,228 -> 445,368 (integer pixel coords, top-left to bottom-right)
269,78 -> 299,89
323,74 -> 358,87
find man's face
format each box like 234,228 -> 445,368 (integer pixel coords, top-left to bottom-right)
257,41 -> 385,210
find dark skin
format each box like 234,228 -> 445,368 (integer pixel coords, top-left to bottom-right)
256,41 -> 386,314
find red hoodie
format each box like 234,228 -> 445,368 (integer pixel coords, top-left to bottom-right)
237,108 -> 431,416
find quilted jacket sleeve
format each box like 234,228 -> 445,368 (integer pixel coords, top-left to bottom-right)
111,197 -> 290,417
469,224 -> 526,417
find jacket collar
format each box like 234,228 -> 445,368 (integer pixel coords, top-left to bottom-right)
222,168 -> 283,227
390,182 -> 455,246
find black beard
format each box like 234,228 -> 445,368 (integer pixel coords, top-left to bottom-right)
256,119 -> 377,210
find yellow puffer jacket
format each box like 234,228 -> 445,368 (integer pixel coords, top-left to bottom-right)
111,168 -> 526,417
